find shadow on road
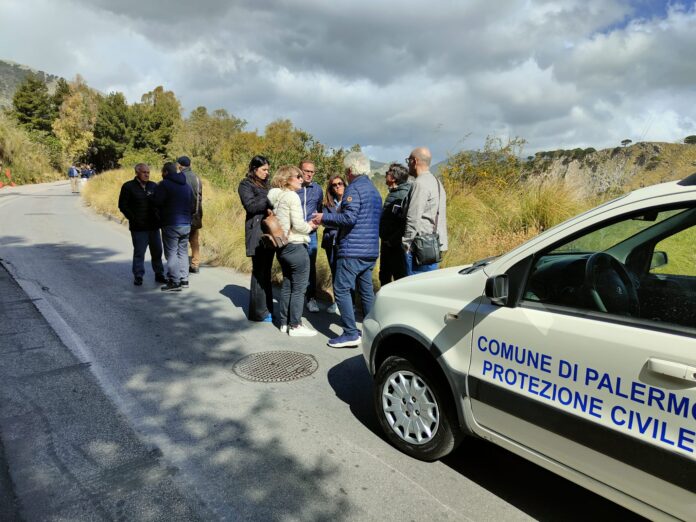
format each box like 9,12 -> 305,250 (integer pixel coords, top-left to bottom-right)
328,356 -> 645,521
0,234 -> 353,520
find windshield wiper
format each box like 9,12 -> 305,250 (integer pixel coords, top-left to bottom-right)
459,255 -> 499,274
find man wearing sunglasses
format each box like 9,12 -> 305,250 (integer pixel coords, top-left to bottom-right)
296,160 -> 323,313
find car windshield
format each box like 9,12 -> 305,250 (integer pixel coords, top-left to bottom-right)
549,208 -> 686,254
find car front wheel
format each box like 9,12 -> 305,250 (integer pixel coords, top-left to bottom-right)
374,355 -> 461,461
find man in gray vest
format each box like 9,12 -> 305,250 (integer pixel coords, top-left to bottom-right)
402,147 -> 448,274
177,156 -> 203,273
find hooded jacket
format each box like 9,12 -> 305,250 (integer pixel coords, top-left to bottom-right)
153,171 -> 194,227
296,181 -> 323,223
321,174 -> 382,260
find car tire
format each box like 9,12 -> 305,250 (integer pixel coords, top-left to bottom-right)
374,355 -> 461,461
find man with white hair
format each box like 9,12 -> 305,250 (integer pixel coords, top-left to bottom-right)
312,151 -> 382,348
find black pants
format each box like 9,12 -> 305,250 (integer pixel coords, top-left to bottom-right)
379,242 -> 408,287
249,247 -> 275,320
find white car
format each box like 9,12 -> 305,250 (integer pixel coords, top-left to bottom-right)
363,175 -> 696,521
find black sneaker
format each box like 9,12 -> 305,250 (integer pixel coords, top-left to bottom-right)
189,266 -> 199,274
133,277 -> 143,286
155,273 -> 167,284
180,280 -> 189,288
161,281 -> 181,292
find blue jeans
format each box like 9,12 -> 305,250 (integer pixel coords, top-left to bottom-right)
334,258 -> 376,337
130,230 -> 164,278
162,225 -> 190,283
277,243 -> 310,327
306,231 -> 318,299
405,251 -> 439,275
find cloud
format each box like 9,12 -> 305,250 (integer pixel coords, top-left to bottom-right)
1,0 -> 695,161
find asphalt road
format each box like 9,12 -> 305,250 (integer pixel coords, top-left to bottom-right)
0,181 -> 643,521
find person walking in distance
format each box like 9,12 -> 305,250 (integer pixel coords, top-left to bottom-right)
403,147 -> 448,274
68,163 -> 80,193
296,160 -> 323,313
268,166 -> 319,336
118,163 -> 166,286
238,156 -> 274,322
177,156 -> 203,274
379,163 -> 411,285
312,152 -> 382,348
153,162 -> 194,292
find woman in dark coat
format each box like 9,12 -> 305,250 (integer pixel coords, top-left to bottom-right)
238,155 -> 274,321
321,173 -> 347,314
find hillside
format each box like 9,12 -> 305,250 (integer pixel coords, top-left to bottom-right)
525,142 -> 696,196
0,59 -> 62,109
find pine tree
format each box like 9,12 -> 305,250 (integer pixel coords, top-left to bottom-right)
130,86 -> 182,155
12,74 -> 53,133
89,92 -> 131,170
50,78 -> 71,120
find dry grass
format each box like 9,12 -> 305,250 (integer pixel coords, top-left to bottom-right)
83,169 -> 595,293
0,115 -> 63,185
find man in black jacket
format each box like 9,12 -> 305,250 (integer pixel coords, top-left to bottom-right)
379,163 -> 411,285
118,163 -> 166,286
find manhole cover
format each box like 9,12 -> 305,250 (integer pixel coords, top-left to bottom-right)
232,351 -> 318,382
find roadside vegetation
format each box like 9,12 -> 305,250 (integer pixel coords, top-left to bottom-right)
4,72 -> 694,289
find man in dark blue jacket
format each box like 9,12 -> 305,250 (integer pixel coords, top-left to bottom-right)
153,162 -> 194,292
118,163 -> 166,286
313,151 -> 382,348
296,160 -> 323,312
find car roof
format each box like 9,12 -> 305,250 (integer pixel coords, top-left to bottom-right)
618,176 -> 696,206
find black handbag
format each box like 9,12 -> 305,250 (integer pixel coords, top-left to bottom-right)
411,179 -> 442,266
412,232 -> 442,266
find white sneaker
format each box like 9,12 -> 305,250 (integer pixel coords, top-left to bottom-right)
327,303 -> 338,314
306,298 -> 320,313
279,325 -> 288,333
288,324 -> 317,337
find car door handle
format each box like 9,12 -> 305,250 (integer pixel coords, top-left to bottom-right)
444,312 -> 459,323
647,358 -> 696,383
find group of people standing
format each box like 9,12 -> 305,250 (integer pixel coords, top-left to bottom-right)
67,163 -> 96,193
115,147 -> 446,348
239,146 -> 447,348
117,156 -> 203,290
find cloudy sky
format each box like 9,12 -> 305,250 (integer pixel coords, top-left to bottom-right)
1,0 -> 695,162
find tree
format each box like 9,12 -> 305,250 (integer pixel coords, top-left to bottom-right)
130,86 -> 182,155
52,78 -> 99,161
12,74 -> 53,133
621,139 -> 632,147
440,136 -> 527,189
684,135 -> 696,145
50,78 -> 71,119
89,92 -> 131,170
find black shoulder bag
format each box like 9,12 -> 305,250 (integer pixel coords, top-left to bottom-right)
411,179 -> 442,266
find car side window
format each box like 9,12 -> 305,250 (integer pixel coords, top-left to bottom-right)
523,205 -> 696,332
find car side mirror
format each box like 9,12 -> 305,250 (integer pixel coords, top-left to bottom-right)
485,275 -> 509,306
650,251 -> 668,270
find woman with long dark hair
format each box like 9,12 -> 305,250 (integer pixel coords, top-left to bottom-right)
321,173 -> 347,313
238,155 -> 274,321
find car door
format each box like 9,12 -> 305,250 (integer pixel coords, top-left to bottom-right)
468,203 -> 696,520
